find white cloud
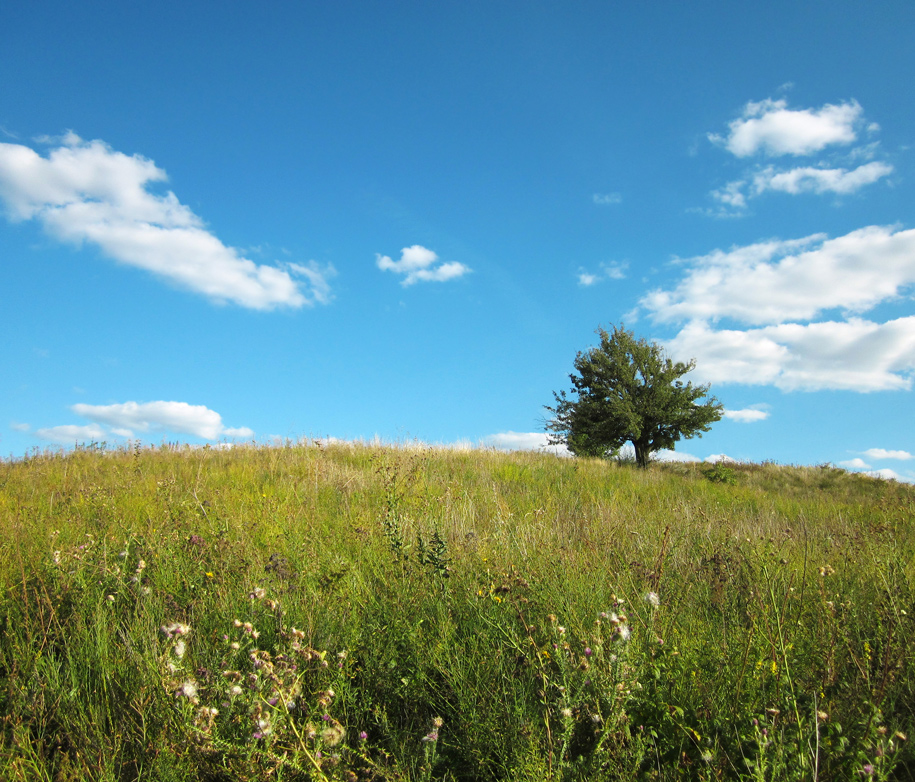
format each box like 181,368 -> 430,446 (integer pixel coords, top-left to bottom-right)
710,98 -> 864,158
36,424 -> 108,444
723,407 -> 770,423
704,454 -> 739,464
862,448 -> 913,461
0,134 -> 334,309
593,192 -> 622,205
70,401 -> 254,440
754,161 -> 893,196
643,226 -> 915,327
705,98 -> 891,213
713,161 -> 893,211
653,449 -> 702,462
10,421 -> 30,432
865,468 -> 901,481
482,431 -> 569,455
840,458 -> 871,469
577,261 -> 628,286
666,317 -> 915,392
376,245 -> 471,286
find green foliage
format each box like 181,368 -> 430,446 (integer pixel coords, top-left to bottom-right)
546,324 -> 723,467
0,443 -> 914,780
704,462 -> 738,484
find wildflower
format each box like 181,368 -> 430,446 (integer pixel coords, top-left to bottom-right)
229,685 -> 243,697
615,624 -> 631,642
862,764 -> 875,776
178,680 -> 199,702
584,647 -> 593,657
106,594 -> 115,602
253,715 -> 273,740
174,640 -> 187,659
322,721 -> 346,746
161,622 -> 191,639
560,708 -> 573,719
359,730 -> 368,741
249,586 -> 267,600
644,591 -> 660,608
432,716 -> 443,729
421,730 -> 439,743
817,711 -> 829,721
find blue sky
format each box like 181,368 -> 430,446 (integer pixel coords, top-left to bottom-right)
3,2 -> 915,478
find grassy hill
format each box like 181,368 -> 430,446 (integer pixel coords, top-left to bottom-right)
1,442 -> 913,780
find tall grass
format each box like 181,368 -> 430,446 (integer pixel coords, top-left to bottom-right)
1,442 -> 913,780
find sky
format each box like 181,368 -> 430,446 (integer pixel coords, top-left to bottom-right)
2,1 -> 915,479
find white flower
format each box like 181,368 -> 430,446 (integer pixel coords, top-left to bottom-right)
644,591 -> 660,608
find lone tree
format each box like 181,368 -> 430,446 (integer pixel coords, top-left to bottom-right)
546,325 -> 723,468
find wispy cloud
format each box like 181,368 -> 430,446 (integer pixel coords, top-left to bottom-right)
723,407 -> 770,423
70,400 -> 253,440
862,448 -> 913,461
376,245 -> 471,286
0,133 -> 334,309
592,192 -> 622,206
577,261 -> 628,286
482,431 -> 568,455
36,424 -> 108,444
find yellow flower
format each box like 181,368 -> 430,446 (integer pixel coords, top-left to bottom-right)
205,572 -> 215,579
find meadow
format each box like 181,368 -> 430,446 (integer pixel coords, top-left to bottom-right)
0,441 -> 913,781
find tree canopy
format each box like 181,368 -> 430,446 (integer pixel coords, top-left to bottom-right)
545,325 -> 723,467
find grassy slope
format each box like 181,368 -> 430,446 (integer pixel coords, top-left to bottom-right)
0,443 -> 913,781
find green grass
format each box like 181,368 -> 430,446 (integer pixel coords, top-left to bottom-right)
1,442 -> 913,780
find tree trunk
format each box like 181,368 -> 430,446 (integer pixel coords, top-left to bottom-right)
633,440 -> 650,468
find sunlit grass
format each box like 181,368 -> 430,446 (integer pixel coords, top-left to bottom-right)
1,442 -> 913,780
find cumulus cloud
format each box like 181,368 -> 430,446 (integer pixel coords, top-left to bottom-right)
71,401 -> 254,440
709,98 -> 864,158
643,226 -> 915,327
376,245 -> 471,286
862,448 -> 913,460
723,407 -> 770,423
666,317 -> 915,392
0,134 -> 334,309
705,98 -> 891,213
840,458 -> 871,470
